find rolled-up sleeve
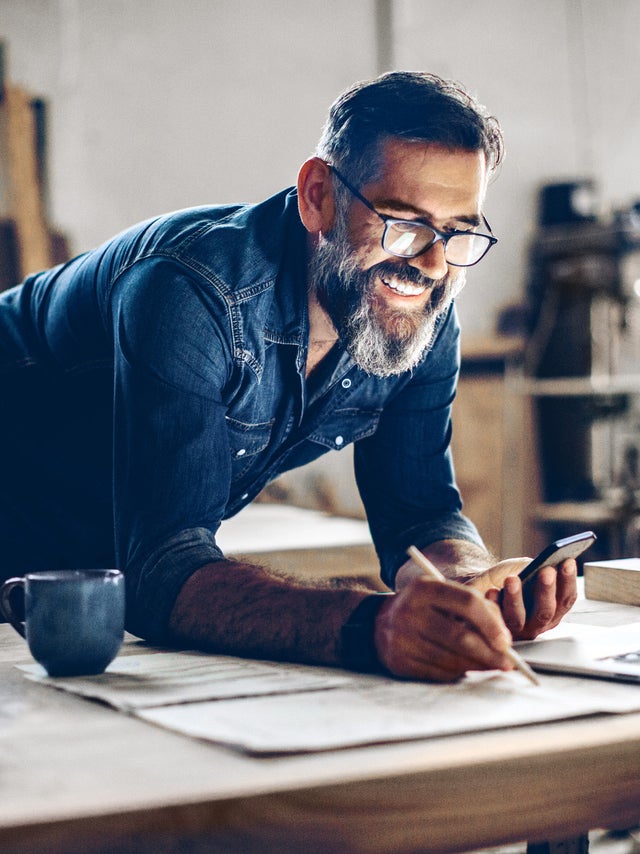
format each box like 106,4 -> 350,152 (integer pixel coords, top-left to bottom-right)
127,527 -> 224,641
354,305 -> 483,589
109,259 -> 233,641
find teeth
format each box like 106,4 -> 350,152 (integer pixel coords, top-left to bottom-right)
382,276 -> 426,296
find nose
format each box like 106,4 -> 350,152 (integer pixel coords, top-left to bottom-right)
411,239 -> 448,281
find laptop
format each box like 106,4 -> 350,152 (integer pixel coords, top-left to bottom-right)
516,623 -> 640,684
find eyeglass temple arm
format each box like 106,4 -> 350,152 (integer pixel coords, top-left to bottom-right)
482,215 -> 497,240
328,165 -> 380,215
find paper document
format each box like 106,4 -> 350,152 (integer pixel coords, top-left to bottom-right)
136,669 -> 640,754
20,646 -> 640,756
19,651 -> 350,711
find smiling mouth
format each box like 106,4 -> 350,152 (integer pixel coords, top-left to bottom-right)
380,274 -> 427,297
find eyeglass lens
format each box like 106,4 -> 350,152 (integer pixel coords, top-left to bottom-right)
383,221 -> 491,266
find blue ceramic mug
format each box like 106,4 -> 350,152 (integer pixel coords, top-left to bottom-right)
0,569 -> 125,677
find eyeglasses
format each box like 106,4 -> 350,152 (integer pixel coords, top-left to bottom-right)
329,165 -> 497,268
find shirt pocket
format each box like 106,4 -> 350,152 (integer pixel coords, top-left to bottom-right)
308,407 -> 382,451
225,415 -> 274,477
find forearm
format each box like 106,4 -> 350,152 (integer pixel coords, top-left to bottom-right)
168,559 -> 371,666
396,538 -> 494,589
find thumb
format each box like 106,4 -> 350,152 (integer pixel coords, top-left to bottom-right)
467,557 -> 531,594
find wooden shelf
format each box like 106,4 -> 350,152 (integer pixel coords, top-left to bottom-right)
460,334 -> 525,363
533,501 -> 625,525
515,374 -> 640,397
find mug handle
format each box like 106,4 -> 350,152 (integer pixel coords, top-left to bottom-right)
0,577 -> 27,638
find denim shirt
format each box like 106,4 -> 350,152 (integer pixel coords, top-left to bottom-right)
0,188 -> 481,641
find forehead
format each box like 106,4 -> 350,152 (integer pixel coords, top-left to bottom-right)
364,138 -> 488,217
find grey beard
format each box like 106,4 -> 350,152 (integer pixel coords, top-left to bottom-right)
309,226 -> 464,378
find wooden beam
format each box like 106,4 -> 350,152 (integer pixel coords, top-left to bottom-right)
0,41 -> 6,102
4,83 -> 52,278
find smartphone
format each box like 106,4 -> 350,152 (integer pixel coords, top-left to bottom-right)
508,530 -> 597,614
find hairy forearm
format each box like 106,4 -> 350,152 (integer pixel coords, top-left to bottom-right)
396,538 -> 494,589
168,559 -> 371,666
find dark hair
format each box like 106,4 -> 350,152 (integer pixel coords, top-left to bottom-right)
316,70 -> 504,186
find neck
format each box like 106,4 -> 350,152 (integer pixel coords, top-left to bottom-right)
306,289 -> 338,376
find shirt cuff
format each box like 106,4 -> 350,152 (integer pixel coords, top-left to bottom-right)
124,527 -> 223,642
378,513 -> 484,590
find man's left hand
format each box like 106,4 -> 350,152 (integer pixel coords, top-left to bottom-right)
468,557 -> 578,640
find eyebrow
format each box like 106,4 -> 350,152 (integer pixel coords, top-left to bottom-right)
373,197 -> 483,228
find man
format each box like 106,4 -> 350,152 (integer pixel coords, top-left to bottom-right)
0,71 -> 577,681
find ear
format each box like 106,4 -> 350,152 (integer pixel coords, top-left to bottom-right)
297,157 -> 336,235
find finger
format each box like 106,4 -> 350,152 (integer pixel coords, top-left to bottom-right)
467,557 -> 531,594
398,647 -> 503,682
519,566 -> 558,638
419,579 -> 512,655
526,559 -> 578,635
375,615 -> 475,681
384,619 -> 513,682
375,582 -> 512,680
555,559 -> 578,615
416,606 -> 512,672
389,650 -> 469,682
499,574 -> 527,635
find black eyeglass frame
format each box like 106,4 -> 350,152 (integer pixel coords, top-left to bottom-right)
329,164 -> 498,268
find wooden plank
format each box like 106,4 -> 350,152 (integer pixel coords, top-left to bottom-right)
0,41 -> 5,102
4,83 -> 52,278
1,619 -> 640,853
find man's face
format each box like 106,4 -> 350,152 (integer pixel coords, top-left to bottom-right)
310,139 -> 488,376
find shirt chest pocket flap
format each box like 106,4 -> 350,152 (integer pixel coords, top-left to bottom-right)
225,415 -> 274,473
308,407 -> 381,451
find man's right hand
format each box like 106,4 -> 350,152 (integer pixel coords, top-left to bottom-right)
373,577 -> 515,681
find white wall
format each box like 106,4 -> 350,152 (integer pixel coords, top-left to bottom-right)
394,0 -> 640,336
0,0 -> 378,246
2,0 -> 640,337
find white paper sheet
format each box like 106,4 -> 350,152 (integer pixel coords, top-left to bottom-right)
136,668 -> 640,754
20,643 -> 640,756
19,651 -> 350,711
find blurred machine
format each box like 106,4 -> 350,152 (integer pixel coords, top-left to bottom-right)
525,181 -> 640,560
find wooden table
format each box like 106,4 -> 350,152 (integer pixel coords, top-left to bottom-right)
1,597 -> 639,854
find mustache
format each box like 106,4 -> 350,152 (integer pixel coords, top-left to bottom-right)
366,260 -> 446,290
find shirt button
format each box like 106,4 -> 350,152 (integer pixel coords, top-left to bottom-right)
236,448 -> 246,457
241,493 -> 249,500
341,378 -> 352,389
335,435 -> 344,447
